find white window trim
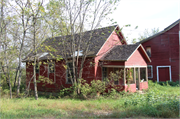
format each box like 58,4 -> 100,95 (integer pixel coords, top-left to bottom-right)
147,65 -> 153,78
156,66 -> 172,82
102,65 -> 147,68
48,62 -> 56,83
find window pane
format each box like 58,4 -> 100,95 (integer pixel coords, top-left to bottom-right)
135,68 -> 139,81
126,68 -> 135,84
36,64 -> 39,74
102,67 -> 107,81
148,66 -> 153,78
146,47 -> 151,57
49,63 -> 54,73
67,62 -> 73,84
140,68 -> 146,81
114,68 -> 119,85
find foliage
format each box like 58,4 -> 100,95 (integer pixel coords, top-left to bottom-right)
132,28 -> 159,43
1,82 -> 179,118
158,81 -> 179,87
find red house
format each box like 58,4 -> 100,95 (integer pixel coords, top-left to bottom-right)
24,25 -> 151,93
140,19 -> 180,82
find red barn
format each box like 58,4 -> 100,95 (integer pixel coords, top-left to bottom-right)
24,25 -> 151,93
140,19 -> 180,82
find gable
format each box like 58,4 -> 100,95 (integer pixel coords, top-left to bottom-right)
125,48 -> 147,66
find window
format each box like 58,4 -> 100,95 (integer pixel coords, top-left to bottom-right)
126,68 -> 135,84
147,65 -> 153,78
48,62 -> 55,83
35,64 -> 39,74
140,68 -> 146,82
114,68 -> 119,85
146,46 -> 151,57
48,63 -> 55,73
102,67 -> 107,81
66,62 -> 74,84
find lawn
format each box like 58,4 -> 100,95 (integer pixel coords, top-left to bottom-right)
0,81 -> 179,118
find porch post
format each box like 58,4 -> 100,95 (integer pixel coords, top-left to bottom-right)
134,67 -> 136,84
146,66 -> 148,82
138,68 -> 140,84
124,68 -> 126,85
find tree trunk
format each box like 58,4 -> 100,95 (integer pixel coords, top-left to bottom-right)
33,57 -> 38,100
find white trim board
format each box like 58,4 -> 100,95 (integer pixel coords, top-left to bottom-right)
156,66 -> 172,82
102,65 -> 147,68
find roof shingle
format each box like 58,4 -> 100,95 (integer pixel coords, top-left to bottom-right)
24,25 -> 118,61
100,44 -> 139,61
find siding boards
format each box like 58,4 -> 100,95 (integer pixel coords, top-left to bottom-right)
142,23 -> 179,81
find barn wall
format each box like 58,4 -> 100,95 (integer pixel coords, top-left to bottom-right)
95,30 -> 123,80
142,23 -> 179,82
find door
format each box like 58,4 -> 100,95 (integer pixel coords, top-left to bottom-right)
158,67 -> 170,82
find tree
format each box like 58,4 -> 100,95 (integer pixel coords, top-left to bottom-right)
13,0 -> 33,96
132,28 -> 159,44
0,0 -> 13,99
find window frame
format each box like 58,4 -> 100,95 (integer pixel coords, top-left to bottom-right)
147,65 -> 153,78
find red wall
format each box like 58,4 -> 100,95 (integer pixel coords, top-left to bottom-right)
26,57 -> 95,92
142,23 -> 179,82
95,30 -> 124,80
125,48 -> 147,66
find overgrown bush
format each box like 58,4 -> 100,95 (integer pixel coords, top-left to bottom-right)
158,81 -> 179,87
123,88 -> 179,118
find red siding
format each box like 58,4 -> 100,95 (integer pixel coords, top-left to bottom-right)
95,30 -> 123,80
142,23 -> 179,82
125,48 -> 147,66
26,58 -> 95,92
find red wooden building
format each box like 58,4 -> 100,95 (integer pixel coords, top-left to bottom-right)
24,25 -> 151,93
140,19 -> 180,82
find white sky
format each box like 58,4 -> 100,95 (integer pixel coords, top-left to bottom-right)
104,0 -> 180,44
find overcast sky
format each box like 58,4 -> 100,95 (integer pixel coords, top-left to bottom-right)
104,0 -> 180,44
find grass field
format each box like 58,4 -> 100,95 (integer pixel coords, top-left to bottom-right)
0,81 -> 179,118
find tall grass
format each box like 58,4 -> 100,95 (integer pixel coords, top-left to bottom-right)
0,81 -> 179,118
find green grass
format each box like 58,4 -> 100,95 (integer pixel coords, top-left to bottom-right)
0,81 -> 179,118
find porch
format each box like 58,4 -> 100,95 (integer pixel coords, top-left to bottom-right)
102,66 -> 148,92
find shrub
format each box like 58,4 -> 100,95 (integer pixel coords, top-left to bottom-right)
158,81 -> 179,87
